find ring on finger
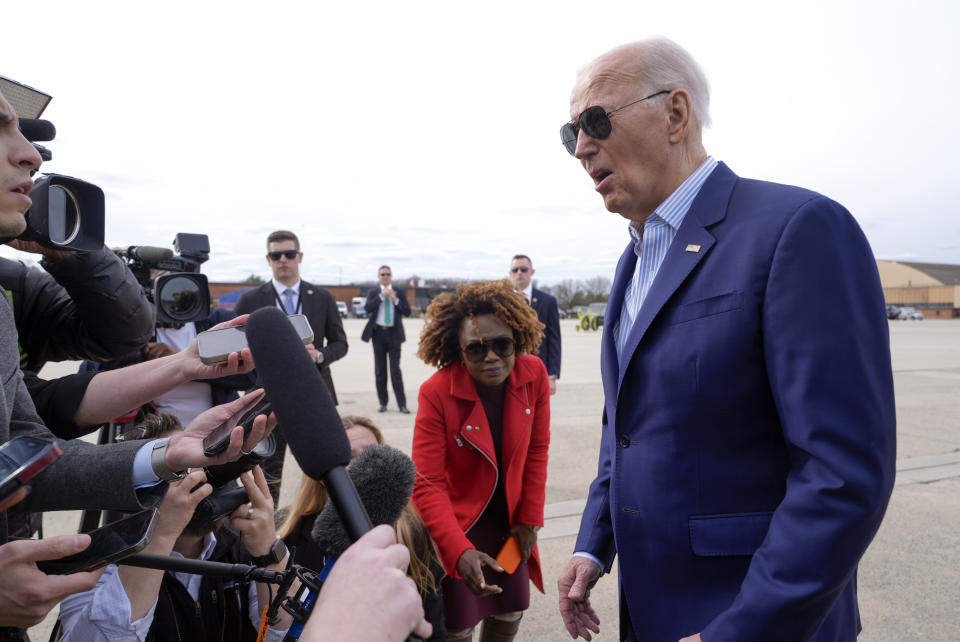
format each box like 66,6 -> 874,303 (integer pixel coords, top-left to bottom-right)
246,506 -> 254,519
240,447 -> 253,456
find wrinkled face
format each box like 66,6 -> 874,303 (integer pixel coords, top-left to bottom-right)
266,240 -> 302,283
378,267 -> 392,287
509,257 -> 534,291
459,313 -> 515,387
569,56 -> 673,223
346,425 -> 379,462
0,92 -> 42,237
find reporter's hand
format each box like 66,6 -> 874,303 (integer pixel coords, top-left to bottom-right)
0,535 -> 105,627
6,239 -> 74,261
558,556 -> 602,640
153,470 -> 212,542
164,389 -> 276,470
177,314 -> 256,380
456,548 -> 503,596
508,524 -> 538,561
229,466 -> 281,560
305,525 -> 432,642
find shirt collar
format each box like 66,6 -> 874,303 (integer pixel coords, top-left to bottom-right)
170,530 -> 218,562
522,284 -> 533,301
272,278 -> 301,297
628,155 -> 718,243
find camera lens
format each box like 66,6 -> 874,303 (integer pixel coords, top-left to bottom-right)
158,276 -> 203,322
47,185 -> 81,246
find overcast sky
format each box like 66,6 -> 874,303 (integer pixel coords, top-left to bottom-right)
2,0 -> 958,287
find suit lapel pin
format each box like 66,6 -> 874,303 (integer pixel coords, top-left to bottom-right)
532,298 -> 538,303
307,289 -> 314,295
685,244 -> 701,253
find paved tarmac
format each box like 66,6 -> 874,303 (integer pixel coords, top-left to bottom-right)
32,318 -> 960,641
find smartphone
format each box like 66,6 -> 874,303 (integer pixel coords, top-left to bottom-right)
36,508 -> 159,575
197,314 -> 314,365
202,392 -> 272,456
0,437 -> 62,508
496,535 -> 523,574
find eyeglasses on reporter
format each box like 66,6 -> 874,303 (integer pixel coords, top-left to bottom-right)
510,266 -> 530,274
461,336 -> 516,363
560,89 -> 671,155
268,250 -> 300,261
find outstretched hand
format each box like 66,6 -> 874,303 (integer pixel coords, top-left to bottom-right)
165,389 -> 276,470
177,314 -> 256,381
558,556 -> 602,640
0,535 -> 104,627
456,548 -> 503,596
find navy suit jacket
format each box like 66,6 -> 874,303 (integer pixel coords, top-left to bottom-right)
575,163 -> 896,641
530,287 -> 561,378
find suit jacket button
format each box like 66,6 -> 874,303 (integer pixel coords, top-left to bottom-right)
619,435 -> 630,448
466,425 -> 472,431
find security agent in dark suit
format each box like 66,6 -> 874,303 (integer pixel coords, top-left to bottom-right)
509,254 -> 561,395
360,265 -> 411,413
234,230 -> 348,501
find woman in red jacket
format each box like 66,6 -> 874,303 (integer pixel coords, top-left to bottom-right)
412,279 -> 550,642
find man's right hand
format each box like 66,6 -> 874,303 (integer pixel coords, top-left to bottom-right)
558,556 -> 602,640
0,534 -> 104,627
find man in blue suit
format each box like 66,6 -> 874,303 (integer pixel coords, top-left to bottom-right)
556,38 -> 896,642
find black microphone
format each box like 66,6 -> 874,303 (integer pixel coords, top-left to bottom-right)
311,444 -> 415,557
246,308 -> 423,642
19,118 -> 56,142
244,307 -> 364,536
128,245 -> 175,262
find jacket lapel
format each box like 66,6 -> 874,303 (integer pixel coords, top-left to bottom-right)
603,242 -> 635,420
449,363 -> 496,462
615,163 -> 737,398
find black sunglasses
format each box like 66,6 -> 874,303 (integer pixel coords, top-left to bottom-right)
560,90 -> 671,155
379,272 -> 391,277
268,250 -> 299,261
510,266 -> 530,273
461,337 -> 515,363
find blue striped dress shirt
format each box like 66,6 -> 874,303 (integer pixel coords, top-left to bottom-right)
614,156 -> 718,362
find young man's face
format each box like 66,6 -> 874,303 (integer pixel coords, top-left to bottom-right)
0,92 -> 42,237
378,267 -> 392,287
266,240 -> 302,283
509,257 -> 534,291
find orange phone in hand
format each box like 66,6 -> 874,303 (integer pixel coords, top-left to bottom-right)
496,535 -> 523,574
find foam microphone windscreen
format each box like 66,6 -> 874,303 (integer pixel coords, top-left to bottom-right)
245,306 -> 350,479
19,118 -> 56,142
311,444 -> 416,557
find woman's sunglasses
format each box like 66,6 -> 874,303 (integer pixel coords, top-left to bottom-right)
461,337 -> 515,363
268,250 -> 299,261
560,89 -> 671,155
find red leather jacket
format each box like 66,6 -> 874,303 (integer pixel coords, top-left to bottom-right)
411,354 -> 550,592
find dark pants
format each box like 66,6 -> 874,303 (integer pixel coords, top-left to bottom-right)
372,325 -> 406,407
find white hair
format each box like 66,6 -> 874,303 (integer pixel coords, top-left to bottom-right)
628,37 -> 712,132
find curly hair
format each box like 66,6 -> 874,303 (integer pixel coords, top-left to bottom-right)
417,279 -> 544,368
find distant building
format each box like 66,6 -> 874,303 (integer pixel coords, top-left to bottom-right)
877,261 -> 960,318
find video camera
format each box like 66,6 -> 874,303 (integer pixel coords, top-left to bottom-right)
113,233 -> 212,325
186,432 -> 277,531
0,74 -> 106,252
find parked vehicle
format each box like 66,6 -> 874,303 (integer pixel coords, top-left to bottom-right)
886,305 -> 902,320
351,296 -> 368,318
898,306 -> 924,320
336,301 -> 348,318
